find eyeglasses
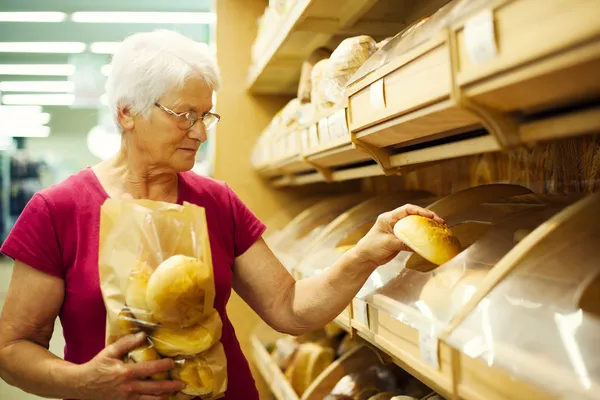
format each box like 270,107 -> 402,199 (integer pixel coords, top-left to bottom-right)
154,102 -> 220,131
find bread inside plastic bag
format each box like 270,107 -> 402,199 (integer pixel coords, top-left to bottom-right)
99,199 -> 226,400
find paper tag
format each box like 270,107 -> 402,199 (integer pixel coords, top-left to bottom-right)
369,79 -> 386,111
464,9 -> 498,65
300,129 -> 310,151
308,124 -> 319,147
328,109 -> 348,139
353,298 -> 369,328
419,331 -> 440,370
318,118 -> 330,142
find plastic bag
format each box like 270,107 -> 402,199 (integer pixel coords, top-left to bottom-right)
99,199 -> 227,400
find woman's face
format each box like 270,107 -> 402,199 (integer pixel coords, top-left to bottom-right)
125,77 -> 214,173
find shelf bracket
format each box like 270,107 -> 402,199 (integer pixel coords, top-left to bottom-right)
351,132 -> 403,176
447,29 -> 522,149
301,156 -> 334,182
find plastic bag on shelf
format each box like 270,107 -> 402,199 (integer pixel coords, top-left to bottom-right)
298,47 -> 332,103
99,199 -> 226,400
446,193 -> 600,399
348,0 -> 496,88
311,58 -> 335,112
322,35 -> 378,105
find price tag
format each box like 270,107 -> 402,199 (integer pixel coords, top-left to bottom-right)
464,9 -> 498,65
300,129 -> 310,151
369,79 -> 386,111
353,298 -> 369,328
308,124 -> 319,148
318,118 -> 330,143
419,331 -> 440,370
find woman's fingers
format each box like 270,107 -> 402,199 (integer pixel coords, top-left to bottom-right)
102,332 -> 148,359
127,358 -> 176,380
389,204 -> 444,225
124,378 -> 184,395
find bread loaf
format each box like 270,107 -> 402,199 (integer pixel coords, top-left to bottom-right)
298,47 -> 332,103
151,311 -> 222,357
393,215 -> 462,266
323,35 -> 377,104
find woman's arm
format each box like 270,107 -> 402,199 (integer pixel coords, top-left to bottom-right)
232,204 -> 443,335
0,261 -> 182,400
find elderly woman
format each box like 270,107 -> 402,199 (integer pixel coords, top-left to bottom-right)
0,30 -> 442,400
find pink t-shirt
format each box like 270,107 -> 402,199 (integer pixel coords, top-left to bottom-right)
1,168 -> 266,400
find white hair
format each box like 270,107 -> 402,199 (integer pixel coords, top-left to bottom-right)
105,29 -> 220,127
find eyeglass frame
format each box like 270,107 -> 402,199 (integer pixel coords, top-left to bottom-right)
154,102 -> 221,130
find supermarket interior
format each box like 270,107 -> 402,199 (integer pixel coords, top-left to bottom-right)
1,0 -> 600,399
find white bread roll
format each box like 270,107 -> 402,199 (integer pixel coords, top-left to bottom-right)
393,215 -> 462,266
151,310 -> 223,357
146,255 -> 214,328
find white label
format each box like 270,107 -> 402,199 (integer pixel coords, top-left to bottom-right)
300,129 -> 309,151
419,331 -> 440,370
308,125 -> 319,147
318,118 -> 330,143
353,298 -> 369,327
464,9 -> 498,65
369,79 -> 386,111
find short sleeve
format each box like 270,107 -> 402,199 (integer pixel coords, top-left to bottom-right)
1,193 -> 64,278
226,185 -> 267,257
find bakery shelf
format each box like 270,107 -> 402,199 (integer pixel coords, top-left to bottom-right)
452,0 -> 600,117
444,191 -> 600,400
268,194 -> 367,274
248,0 -> 452,94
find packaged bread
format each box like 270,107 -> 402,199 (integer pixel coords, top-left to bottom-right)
98,199 -> 226,399
298,47 -> 332,103
311,58 -> 335,112
322,35 -> 377,105
285,343 -> 335,396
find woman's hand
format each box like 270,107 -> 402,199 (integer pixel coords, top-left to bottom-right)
350,204 -> 444,268
75,332 -> 183,400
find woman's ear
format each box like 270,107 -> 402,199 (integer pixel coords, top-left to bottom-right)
117,106 -> 135,130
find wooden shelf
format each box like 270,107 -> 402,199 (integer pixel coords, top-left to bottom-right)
248,0 -> 451,94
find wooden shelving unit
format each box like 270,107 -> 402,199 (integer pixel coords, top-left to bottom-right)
216,0 -> 600,398
248,0 -> 451,94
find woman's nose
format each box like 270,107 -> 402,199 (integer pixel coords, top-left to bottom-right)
188,121 -> 207,143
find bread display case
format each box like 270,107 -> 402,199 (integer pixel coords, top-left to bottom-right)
444,191 -> 600,400
346,0 -> 481,167
360,187 -> 571,395
451,0 -> 600,116
268,194 -> 368,273
294,192 -> 435,329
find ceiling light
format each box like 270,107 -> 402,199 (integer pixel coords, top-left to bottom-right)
0,12 -> 67,23
71,12 -> 216,24
0,81 -> 74,93
2,112 -> 51,126
0,125 -> 50,138
0,105 -> 43,114
0,64 -> 75,76
0,42 -> 86,54
2,94 -> 75,106
101,64 -> 112,77
90,42 -> 121,54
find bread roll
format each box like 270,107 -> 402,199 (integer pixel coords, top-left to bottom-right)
171,343 -> 228,397
146,255 -> 214,328
368,393 -> 397,400
117,307 -> 142,337
152,311 -> 222,358
285,343 -> 335,396
127,340 -> 168,380
126,260 -> 157,323
419,269 -> 487,320
393,216 -> 461,265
